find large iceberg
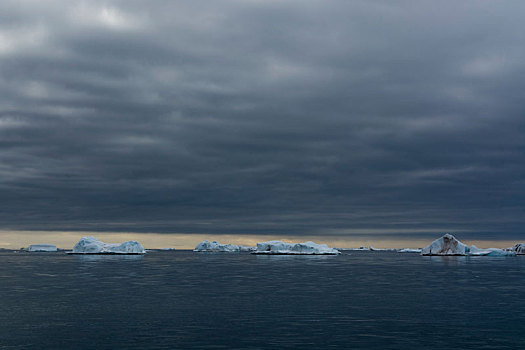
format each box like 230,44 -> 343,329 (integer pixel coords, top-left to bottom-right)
70,236 -> 145,254
253,240 -> 340,255
27,244 -> 57,252
194,240 -> 254,252
509,243 -> 525,255
421,234 -> 469,256
422,234 -> 518,257
469,245 -> 516,257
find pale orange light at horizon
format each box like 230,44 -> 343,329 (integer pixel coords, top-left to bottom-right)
0,230 -> 520,250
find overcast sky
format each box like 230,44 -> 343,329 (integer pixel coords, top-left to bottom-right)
1,0 -> 524,239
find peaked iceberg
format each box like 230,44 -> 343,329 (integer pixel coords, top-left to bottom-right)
70,236 -> 145,254
194,240 -> 254,252
421,234 -> 469,256
253,240 -> 340,255
27,244 -> 57,252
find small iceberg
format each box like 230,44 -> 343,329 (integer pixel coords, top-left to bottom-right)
27,244 -> 57,252
69,236 -> 146,254
398,248 -> 422,253
253,240 -> 340,255
421,234 -> 469,256
194,240 -> 254,252
509,243 -> 525,255
369,246 -> 397,252
345,247 -> 369,251
469,245 -> 516,257
369,246 -> 383,251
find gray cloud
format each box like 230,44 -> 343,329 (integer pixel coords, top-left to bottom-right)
1,0 -> 525,238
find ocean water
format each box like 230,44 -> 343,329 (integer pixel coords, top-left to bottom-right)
0,250 -> 523,349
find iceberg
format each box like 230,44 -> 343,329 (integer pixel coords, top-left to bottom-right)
253,240 -> 340,255
369,246 -> 397,252
194,240 -> 255,252
398,248 -> 422,253
469,245 -> 516,257
421,234 -> 469,256
510,243 -> 525,255
27,244 -> 57,252
369,246 -> 382,251
422,234 -> 518,257
69,236 -> 146,254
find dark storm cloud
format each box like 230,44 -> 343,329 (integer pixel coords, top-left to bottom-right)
1,0 -> 525,238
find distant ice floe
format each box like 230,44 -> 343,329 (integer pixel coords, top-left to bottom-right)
398,248 -> 422,253
70,236 -> 145,254
422,234 -> 517,256
509,243 -> 525,255
194,240 -> 255,252
369,246 -> 397,252
27,244 -> 57,252
253,240 -> 340,255
343,246 -> 398,252
469,245 -> 516,257
369,246 -> 384,251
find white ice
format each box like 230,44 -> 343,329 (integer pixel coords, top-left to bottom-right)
27,244 -> 57,252
369,246 -> 397,252
72,236 -> 145,254
194,240 -> 255,252
422,234 -> 518,257
253,240 -> 340,255
421,234 -> 469,256
469,245 -> 516,257
398,248 -> 422,253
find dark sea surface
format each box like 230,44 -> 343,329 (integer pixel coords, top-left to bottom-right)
0,250 -> 524,350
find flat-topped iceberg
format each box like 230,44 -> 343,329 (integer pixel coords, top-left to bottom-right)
469,245 -> 516,257
369,246 -> 397,252
194,240 -> 254,252
253,240 -> 340,255
27,244 -> 57,252
70,236 -> 145,254
398,248 -> 422,253
421,234 -> 469,256
510,243 -> 525,255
